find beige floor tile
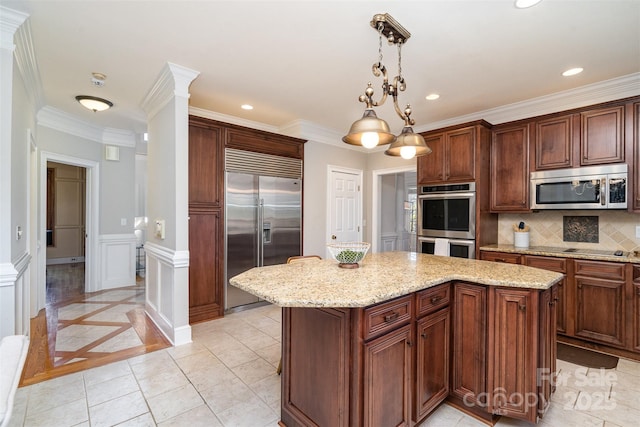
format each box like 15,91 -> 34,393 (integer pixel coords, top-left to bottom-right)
215,344 -> 260,368
91,327 -> 144,353
231,357 -> 278,385
113,412 -> 156,427
249,373 -> 281,406
199,376 -> 255,413
253,342 -> 281,367
86,373 -> 140,407
89,390 -> 149,427
157,404 -> 223,427
137,365 -> 190,399
24,397 -> 88,427
215,394 -> 279,427
56,303 -> 110,320
616,358 -> 640,377
127,348 -> 173,367
413,403 -> 465,426
26,372 -> 86,416
55,324 -> 121,352
165,341 -> 208,360
173,349 -> 220,376
83,360 -> 132,386
146,383 -> 204,423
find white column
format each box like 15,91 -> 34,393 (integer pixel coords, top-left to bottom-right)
141,63 -> 199,346
0,6 -> 28,338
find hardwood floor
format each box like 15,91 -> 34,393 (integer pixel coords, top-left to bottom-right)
20,263 -> 170,387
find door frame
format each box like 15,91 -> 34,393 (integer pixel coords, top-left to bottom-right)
326,165 -> 363,258
371,165 -> 416,253
38,151 -> 99,311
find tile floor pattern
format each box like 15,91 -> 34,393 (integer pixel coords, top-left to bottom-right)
53,287 -> 148,365
8,304 -> 640,427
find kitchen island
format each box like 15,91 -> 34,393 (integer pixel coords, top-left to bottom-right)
230,251 -> 564,426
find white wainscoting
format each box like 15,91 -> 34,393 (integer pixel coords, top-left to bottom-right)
381,232 -> 398,252
143,242 -> 191,346
99,234 -> 137,290
0,252 -> 31,339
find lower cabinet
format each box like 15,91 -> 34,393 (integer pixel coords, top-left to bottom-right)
633,265 -> 640,351
574,260 -> 626,347
363,325 -> 412,427
281,282 -> 555,427
524,256 -> 568,335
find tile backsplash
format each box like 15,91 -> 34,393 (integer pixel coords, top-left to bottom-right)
498,210 -> 640,251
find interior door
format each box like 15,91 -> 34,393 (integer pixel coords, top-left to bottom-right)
328,169 -> 362,255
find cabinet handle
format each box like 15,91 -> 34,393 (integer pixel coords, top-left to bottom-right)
407,341 -> 412,347
421,333 -> 428,339
384,312 -> 399,322
577,284 -> 583,289
558,282 -> 563,287
496,258 -> 506,262
519,304 -> 526,311
430,296 -> 442,304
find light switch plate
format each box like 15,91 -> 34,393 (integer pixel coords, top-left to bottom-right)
155,220 -> 165,239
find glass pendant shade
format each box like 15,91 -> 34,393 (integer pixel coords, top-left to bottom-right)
342,109 -> 396,148
385,126 -> 432,159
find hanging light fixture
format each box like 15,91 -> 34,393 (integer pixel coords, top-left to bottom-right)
343,13 -> 431,159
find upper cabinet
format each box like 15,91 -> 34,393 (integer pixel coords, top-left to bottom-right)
580,105 -> 625,166
490,123 -> 530,212
418,122 -> 491,185
533,114 -> 575,171
632,102 -> 640,211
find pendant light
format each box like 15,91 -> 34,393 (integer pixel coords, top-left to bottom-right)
343,13 -> 431,159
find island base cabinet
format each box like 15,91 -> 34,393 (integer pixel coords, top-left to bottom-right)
281,307 -> 351,427
415,307 -> 450,422
363,325 -> 412,427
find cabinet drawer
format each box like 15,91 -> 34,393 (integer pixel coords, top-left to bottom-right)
417,284 -> 450,318
480,251 -> 522,264
574,260 -> 625,281
524,255 -> 567,273
363,295 -> 412,341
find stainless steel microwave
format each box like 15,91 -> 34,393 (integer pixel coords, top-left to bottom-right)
530,164 -> 627,210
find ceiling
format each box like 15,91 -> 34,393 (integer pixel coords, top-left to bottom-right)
4,0 -> 640,139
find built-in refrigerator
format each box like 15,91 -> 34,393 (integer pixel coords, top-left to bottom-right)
225,149 -> 302,309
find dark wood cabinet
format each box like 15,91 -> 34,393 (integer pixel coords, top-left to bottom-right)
490,124 -> 530,212
363,324 -> 412,427
538,286 -> 557,418
533,114 -> 575,171
188,118 -> 225,322
451,282 -> 487,407
488,287 -> 538,422
580,105 -> 625,165
574,260 -> 626,347
632,102 -> 640,211
418,122 -> 491,185
480,251 -> 522,264
525,256 -> 568,335
415,284 -> 450,422
633,265 -> 640,351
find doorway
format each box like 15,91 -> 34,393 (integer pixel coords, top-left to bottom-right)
372,166 -> 417,253
327,166 -> 363,258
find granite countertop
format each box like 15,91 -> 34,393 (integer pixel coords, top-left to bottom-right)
229,251 -> 564,308
480,244 -> 640,264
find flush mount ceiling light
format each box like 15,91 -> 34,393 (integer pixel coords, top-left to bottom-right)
562,67 -> 584,77
75,95 -> 113,112
343,13 -> 431,160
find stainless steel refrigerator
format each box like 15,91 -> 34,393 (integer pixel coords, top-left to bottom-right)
225,149 -> 302,309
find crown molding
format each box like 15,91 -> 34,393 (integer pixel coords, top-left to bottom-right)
189,106 -> 280,134
0,6 -> 28,50
279,119 -> 351,148
13,19 -> 45,110
415,72 -> 640,132
38,106 -> 135,147
141,62 -> 199,120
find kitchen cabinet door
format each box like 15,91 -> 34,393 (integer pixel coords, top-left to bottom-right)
363,324 -> 412,427
524,256 -> 568,335
417,133 -> 445,183
580,105 -> 624,165
574,260 -> 626,347
633,102 -> 640,211
534,114 -> 574,171
451,282 -> 487,407
490,124 -> 530,212
489,287 -> 538,423
633,265 -> 640,351
415,307 -> 450,421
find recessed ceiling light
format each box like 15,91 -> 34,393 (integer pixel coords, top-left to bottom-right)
426,94 -> 440,101
562,67 -> 584,77
515,0 -> 542,9
241,104 -> 254,110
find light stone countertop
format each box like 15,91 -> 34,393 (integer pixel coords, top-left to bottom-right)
480,244 -> 640,264
229,251 -> 564,308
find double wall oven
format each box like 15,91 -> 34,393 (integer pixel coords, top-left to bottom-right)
417,182 -> 476,258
